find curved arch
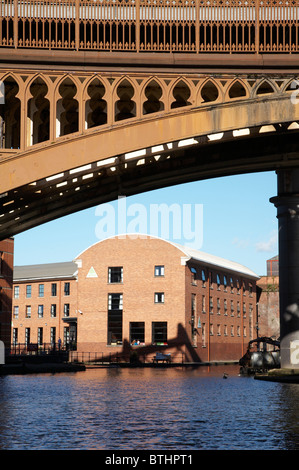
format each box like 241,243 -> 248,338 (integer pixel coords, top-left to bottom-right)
0,76 -> 21,149
54,74 -> 82,101
226,79 -> 249,100
56,76 -> 79,137
254,79 -> 277,97
27,76 -> 50,145
114,77 -> 137,122
85,77 -> 108,129
0,71 -> 22,91
170,78 -> 192,109
24,72 -> 53,101
142,78 -> 165,115
283,78 -> 299,93
199,78 -> 221,104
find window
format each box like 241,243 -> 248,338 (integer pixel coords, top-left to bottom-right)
25,328 -> 30,345
152,322 -> 167,344
13,306 -> 19,319
209,296 -> 213,313
51,283 -> 57,296
38,327 -> 43,345
64,304 -> 70,317
26,285 -> 32,298
191,294 -> 196,314
224,299 -> 227,314
130,322 -> 145,344
154,292 -> 164,303
108,293 -> 123,310
51,327 -> 56,345
64,282 -> 70,296
108,267 -> 123,283
26,305 -> 31,318
217,274 -> 221,289
38,284 -> 44,297
230,277 -> 234,293
155,265 -> 164,277
217,324 -> 221,336
249,283 -> 253,296
231,300 -> 234,315
108,293 -> 123,345
202,295 -> 206,313
249,304 -> 253,317
202,270 -> 206,287
51,304 -> 57,318
224,275 -> 227,291
38,305 -> 44,318
217,298 -> 220,314
191,267 -> 197,285
13,328 -> 18,346
243,302 -> 246,316
202,323 -> 206,346
14,286 -> 19,299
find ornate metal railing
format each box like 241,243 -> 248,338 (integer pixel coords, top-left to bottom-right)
0,0 -> 298,53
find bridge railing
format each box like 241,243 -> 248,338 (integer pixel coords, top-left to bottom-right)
0,0 -> 298,53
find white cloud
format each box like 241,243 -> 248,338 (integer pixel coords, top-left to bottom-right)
232,237 -> 250,249
255,231 -> 278,252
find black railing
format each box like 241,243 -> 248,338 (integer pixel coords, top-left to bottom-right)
7,342 -> 70,356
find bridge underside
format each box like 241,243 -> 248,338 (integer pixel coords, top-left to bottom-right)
1,122 -> 299,239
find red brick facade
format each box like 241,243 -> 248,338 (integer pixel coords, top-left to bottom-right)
0,238 -> 14,347
12,235 -> 259,363
256,275 -> 279,339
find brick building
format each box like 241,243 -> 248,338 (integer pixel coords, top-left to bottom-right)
0,238 -> 14,347
12,235 -> 259,363
12,261 -> 78,349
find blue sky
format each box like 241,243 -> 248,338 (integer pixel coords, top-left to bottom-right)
13,170 -> 278,276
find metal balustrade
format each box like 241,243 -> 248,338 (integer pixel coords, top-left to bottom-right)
0,0 -> 298,53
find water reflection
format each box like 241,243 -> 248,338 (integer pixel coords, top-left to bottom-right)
0,365 -> 299,450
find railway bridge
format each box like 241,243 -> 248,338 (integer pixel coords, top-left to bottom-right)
1,0 -> 299,368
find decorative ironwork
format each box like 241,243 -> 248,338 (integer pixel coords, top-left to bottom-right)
0,0 -> 298,53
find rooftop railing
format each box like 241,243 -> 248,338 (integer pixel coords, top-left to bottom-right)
0,0 -> 298,53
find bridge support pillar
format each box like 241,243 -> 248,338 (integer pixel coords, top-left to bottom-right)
271,168 -> 299,369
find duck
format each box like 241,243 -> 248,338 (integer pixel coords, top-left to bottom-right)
223,372 -> 228,379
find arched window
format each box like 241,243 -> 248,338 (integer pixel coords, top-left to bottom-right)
86,78 -> 107,129
0,76 -> 20,149
115,79 -> 136,122
27,78 -> 49,145
56,78 -> 78,137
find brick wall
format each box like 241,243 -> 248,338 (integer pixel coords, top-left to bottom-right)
0,238 -> 14,347
12,276 -> 77,347
256,275 -> 279,339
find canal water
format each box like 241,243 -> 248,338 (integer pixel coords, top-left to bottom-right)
0,364 -> 299,450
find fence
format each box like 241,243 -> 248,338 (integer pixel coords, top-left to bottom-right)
69,350 -> 186,364
8,342 -> 68,355
0,0 -> 298,53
